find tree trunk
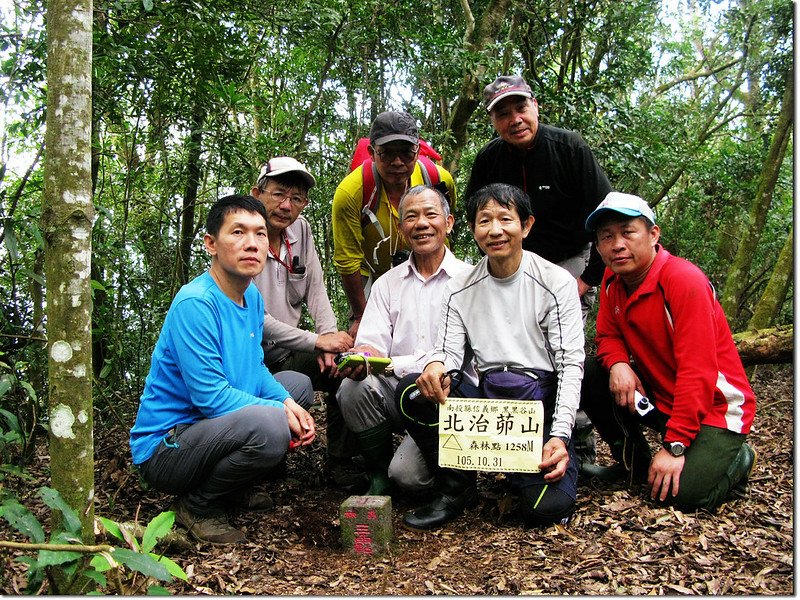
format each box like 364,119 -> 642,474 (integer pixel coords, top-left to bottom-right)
444,0 -> 513,176
748,228 -> 793,330
733,326 -> 793,366
42,0 -> 95,553
720,63 -> 793,319
175,98 -> 204,288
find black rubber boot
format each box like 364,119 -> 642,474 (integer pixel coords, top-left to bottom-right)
729,442 -> 757,498
354,421 -> 394,495
402,468 -> 477,531
580,432 -> 651,484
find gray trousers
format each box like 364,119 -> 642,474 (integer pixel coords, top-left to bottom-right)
139,371 -> 312,516
338,374 -> 433,492
269,350 -> 359,460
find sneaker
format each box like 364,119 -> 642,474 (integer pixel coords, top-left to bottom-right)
229,487 -> 274,512
170,498 -> 245,545
325,457 -> 369,493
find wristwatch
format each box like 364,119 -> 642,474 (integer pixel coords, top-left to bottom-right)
663,441 -> 686,457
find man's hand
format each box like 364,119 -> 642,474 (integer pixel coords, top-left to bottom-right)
576,276 -> 592,298
317,351 -> 338,376
539,437 -> 569,482
284,398 -> 315,447
338,344 -> 383,381
315,331 -> 354,354
648,448 -> 684,502
415,362 -> 449,405
608,362 -> 645,414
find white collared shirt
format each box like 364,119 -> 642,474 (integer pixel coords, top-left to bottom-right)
356,247 -> 473,378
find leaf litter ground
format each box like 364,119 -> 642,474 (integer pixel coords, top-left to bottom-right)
0,364 -> 793,594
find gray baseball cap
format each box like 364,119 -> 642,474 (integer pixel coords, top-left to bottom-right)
483,75 -> 534,111
369,111 -> 419,146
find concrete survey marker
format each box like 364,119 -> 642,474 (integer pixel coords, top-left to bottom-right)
340,495 -> 392,554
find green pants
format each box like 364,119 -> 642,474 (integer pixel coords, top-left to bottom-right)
581,358 -> 748,512
674,424 -> 746,511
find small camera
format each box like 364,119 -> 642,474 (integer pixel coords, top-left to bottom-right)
391,249 -> 410,267
634,390 -> 654,417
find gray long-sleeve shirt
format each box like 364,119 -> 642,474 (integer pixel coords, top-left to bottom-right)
253,216 -> 338,366
429,251 -> 585,439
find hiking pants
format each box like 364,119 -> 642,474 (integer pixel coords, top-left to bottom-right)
581,357 -> 748,511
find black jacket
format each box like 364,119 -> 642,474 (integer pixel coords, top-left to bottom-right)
465,124 -> 612,286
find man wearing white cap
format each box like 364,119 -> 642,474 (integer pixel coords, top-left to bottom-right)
581,192 -> 757,511
466,74 -> 613,467
252,157 -> 367,492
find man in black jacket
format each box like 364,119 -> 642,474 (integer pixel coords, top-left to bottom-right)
465,74 -> 613,469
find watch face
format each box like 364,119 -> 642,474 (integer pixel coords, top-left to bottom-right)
669,442 -> 686,457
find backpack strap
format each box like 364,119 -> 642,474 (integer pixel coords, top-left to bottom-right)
360,159 -> 386,238
417,156 -> 440,187
360,158 -> 442,234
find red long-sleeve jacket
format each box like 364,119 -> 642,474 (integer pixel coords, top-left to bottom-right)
596,246 -> 755,446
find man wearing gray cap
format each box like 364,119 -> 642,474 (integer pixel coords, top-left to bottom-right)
252,157 -> 367,491
581,192 -> 757,511
465,74 -> 613,468
332,111 -> 457,339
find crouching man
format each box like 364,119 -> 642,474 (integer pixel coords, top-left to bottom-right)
337,185 -> 473,496
130,195 -> 315,545
580,192 -> 756,511
398,183 -> 585,530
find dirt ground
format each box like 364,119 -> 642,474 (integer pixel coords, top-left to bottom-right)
1,364 -> 794,595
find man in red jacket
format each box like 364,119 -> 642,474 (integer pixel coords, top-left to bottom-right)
580,192 -> 756,511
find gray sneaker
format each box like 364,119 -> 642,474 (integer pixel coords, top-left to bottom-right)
171,498 -> 245,545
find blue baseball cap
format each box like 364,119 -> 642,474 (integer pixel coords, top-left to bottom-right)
585,192 -> 656,232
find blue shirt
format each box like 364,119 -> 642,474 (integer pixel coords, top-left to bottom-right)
130,272 -> 289,464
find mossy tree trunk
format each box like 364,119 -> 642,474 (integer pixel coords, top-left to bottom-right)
748,228 -> 793,330
41,0 -> 95,548
720,63 -> 793,322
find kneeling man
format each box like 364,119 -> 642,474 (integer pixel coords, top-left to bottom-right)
400,183 -> 585,530
581,192 -> 756,511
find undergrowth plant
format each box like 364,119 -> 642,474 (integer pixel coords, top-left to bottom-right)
0,487 -> 186,594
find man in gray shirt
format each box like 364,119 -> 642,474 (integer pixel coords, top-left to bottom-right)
252,157 -> 366,491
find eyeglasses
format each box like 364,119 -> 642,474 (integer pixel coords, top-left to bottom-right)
264,190 -> 308,207
375,146 -> 419,164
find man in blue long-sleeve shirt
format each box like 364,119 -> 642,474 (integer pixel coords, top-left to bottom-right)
130,194 -> 315,545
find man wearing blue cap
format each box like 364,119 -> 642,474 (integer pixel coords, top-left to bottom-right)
581,192 -> 757,511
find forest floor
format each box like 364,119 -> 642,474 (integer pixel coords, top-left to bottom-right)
0,364 -> 794,595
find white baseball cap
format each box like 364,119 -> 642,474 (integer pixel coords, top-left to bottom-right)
257,157 -> 316,188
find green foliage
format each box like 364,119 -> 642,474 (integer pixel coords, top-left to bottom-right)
0,486 -> 186,594
0,357 -> 38,471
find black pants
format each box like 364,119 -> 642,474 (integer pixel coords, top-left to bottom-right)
395,372 -> 577,526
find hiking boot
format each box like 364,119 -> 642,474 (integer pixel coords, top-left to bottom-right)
402,468 -> 477,531
325,456 -> 370,493
730,443 -> 757,499
171,498 -> 245,545
228,487 -> 274,512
